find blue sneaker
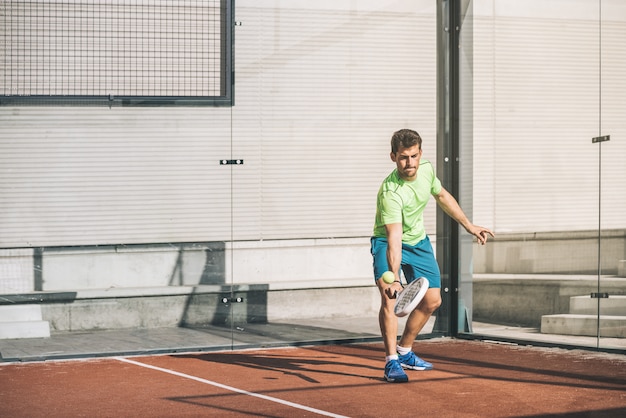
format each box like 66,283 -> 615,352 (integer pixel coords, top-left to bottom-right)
398,351 -> 433,370
384,359 -> 408,383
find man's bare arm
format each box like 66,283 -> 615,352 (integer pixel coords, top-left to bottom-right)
382,223 -> 404,296
434,187 -> 494,245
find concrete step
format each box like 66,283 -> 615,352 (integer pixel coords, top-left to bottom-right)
0,305 -> 44,322
0,305 -> 50,339
541,314 -> 626,338
569,295 -> 626,316
0,321 -> 51,339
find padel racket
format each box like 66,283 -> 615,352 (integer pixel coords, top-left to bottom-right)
394,277 -> 429,317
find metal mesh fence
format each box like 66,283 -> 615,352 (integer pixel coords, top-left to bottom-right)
1,0 -> 226,99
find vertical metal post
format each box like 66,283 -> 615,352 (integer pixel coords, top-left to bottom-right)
435,0 -> 461,335
33,248 -> 44,291
592,134 -> 609,348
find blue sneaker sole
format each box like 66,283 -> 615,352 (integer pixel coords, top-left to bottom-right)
384,374 -> 409,383
400,363 -> 433,371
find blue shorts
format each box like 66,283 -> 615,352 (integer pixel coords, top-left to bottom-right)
370,236 -> 441,288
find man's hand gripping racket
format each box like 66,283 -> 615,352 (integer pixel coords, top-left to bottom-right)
392,277 -> 429,317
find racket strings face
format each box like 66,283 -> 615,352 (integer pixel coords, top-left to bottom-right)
394,277 -> 429,317
395,283 -> 421,311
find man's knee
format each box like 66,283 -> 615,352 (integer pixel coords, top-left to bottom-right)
420,292 -> 442,314
429,297 -> 442,313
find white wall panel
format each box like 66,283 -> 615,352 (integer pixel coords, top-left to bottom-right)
0,107 -> 233,247
1,0 -> 438,248
231,1 -> 438,241
472,0 -> 626,233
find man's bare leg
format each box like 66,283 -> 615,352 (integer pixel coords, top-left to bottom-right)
378,281 -> 399,356
398,288 -> 441,348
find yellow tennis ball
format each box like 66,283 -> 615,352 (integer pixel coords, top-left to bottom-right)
381,271 -> 395,284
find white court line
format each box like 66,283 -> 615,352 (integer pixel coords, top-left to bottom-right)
116,357 -> 349,418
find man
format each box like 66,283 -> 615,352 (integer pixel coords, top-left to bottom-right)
371,129 -> 494,383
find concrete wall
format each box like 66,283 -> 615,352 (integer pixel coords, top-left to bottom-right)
473,229 -> 626,275
473,275 -> 626,327
38,272 -> 626,332
0,237 -> 374,293
4,229 -> 624,294
38,283 -> 379,332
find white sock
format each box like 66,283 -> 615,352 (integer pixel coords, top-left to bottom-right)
385,354 -> 398,363
397,345 -> 411,356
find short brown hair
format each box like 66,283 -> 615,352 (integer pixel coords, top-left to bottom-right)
391,129 -> 422,154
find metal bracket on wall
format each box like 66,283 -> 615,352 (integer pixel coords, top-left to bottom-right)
592,135 -> 610,143
220,159 -> 244,165
590,293 -> 609,299
221,297 -> 245,304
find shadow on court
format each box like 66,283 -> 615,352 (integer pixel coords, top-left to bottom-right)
1,339 -> 625,417
177,349 -> 383,383
169,340 -> 626,417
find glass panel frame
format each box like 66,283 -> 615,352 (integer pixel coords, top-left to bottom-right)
0,0 -> 234,107
598,0 -> 626,351
227,0 -> 443,348
453,0 -> 626,353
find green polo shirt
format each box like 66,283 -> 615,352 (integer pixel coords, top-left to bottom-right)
373,160 -> 442,246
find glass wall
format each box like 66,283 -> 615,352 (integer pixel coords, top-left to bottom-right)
227,0 -> 442,347
458,0 -> 626,351
0,0 -> 442,355
2,0 -> 623,358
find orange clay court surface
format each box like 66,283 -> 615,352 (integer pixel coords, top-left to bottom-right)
1,339 -> 625,418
